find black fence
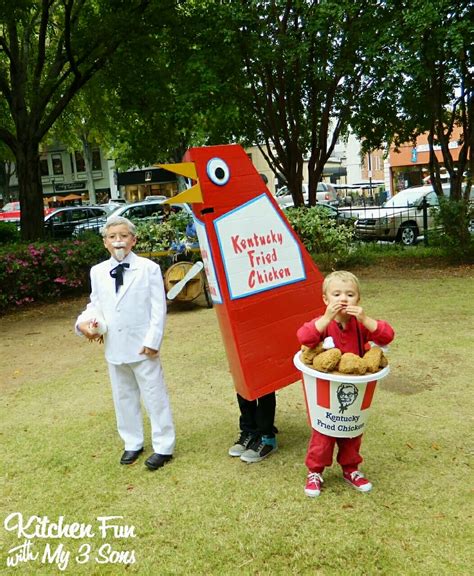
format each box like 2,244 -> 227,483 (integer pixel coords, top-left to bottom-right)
337,198 -> 434,246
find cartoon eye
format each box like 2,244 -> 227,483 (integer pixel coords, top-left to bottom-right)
206,157 -> 230,186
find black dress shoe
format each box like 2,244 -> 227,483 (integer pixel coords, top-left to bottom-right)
120,448 -> 144,465
145,453 -> 173,471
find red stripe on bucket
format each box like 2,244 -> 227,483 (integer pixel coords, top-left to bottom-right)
361,380 -> 377,410
301,380 -> 312,427
316,378 -> 331,408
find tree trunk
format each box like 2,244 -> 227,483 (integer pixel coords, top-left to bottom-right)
282,144 -> 305,207
286,170 -> 305,206
81,136 -> 97,205
17,143 -> 45,241
307,149 -> 326,206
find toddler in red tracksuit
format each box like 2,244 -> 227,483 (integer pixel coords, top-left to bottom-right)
296,271 -> 394,497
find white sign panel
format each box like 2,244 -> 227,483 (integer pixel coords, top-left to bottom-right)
294,353 -> 390,438
194,217 -> 222,304
301,372 -> 372,438
214,194 -> 305,299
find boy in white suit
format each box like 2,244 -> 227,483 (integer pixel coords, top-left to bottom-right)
76,216 -> 175,470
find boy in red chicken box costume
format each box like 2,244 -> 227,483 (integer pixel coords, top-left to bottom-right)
158,145 -> 328,462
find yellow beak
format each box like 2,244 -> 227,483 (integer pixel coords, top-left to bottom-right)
156,162 -> 203,204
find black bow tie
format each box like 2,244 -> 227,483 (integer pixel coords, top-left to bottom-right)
110,263 -> 130,292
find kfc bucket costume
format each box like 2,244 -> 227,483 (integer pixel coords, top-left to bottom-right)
297,315 -> 394,485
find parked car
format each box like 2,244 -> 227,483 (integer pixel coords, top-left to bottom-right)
276,182 -> 338,207
98,203 -> 125,214
115,200 -> 192,221
44,206 -> 110,238
355,184 -> 451,246
0,201 -> 21,222
275,185 -> 302,207
315,182 -> 338,204
0,201 -> 55,223
73,199 -> 192,236
144,195 -> 167,202
107,197 -> 127,204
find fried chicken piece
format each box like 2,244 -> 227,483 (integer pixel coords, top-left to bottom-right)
300,343 -> 324,366
338,352 -> 367,375
312,348 -> 342,372
380,354 -> 388,368
363,347 -> 384,373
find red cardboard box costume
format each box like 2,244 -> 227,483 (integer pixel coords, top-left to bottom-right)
159,145 -> 326,401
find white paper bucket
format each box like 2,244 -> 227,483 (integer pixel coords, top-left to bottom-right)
294,352 -> 390,438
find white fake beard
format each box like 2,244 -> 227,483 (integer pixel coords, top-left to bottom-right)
112,242 -> 126,261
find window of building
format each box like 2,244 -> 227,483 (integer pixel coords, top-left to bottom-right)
92,149 -> 102,171
40,156 -> 49,176
75,151 -> 85,172
52,154 -> 63,175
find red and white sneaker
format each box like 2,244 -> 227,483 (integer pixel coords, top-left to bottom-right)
343,470 -> 372,492
305,472 -> 323,497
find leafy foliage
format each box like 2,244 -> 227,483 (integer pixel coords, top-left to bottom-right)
284,206 -> 355,269
431,197 -> 474,260
352,0 -> 473,250
0,0 -> 176,240
134,212 -> 200,269
217,0 -> 392,205
94,1 -> 244,167
0,222 -> 20,244
0,237 -> 106,313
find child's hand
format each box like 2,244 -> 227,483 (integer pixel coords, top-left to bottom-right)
344,305 -> 366,321
78,321 -> 102,341
315,302 -> 347,332
324,302 -> 348,320
140,346 -> 159,358
345,306 -> 378,332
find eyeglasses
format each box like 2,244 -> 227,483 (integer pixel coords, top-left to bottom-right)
106,233 -> 133,240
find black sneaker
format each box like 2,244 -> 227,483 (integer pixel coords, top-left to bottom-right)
240,436 -> 277,463
228,431 -> 255,457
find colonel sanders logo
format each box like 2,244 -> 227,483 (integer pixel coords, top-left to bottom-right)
337,383 -> 358,413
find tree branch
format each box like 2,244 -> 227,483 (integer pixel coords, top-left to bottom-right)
0,127 -> 17,153
33,0 -> 54,91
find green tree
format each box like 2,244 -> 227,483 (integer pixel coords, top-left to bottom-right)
0,0 -> 173,240
400,0 -> 473,248
217,0 -> 392,206
96,0 -> 244,168
353,0 -> 473,248
49,79 -> 115,205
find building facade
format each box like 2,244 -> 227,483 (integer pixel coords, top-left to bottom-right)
117,167 -> 178,202
3,143 -> 118,205
387,127 -> 463,195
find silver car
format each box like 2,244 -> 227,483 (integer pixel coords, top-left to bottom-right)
73,199 -> 192,236
355,185 -> 450,246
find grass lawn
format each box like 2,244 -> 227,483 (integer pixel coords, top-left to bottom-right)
0,264 -> 473,575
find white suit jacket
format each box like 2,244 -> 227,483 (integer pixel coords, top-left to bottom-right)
76,252 -> 166,364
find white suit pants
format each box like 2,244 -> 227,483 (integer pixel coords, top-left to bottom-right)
107,358 -> 175,454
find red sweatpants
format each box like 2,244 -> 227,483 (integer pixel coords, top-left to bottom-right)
305,429 -> 363,474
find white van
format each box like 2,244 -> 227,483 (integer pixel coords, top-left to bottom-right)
275,182 -> 337,207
